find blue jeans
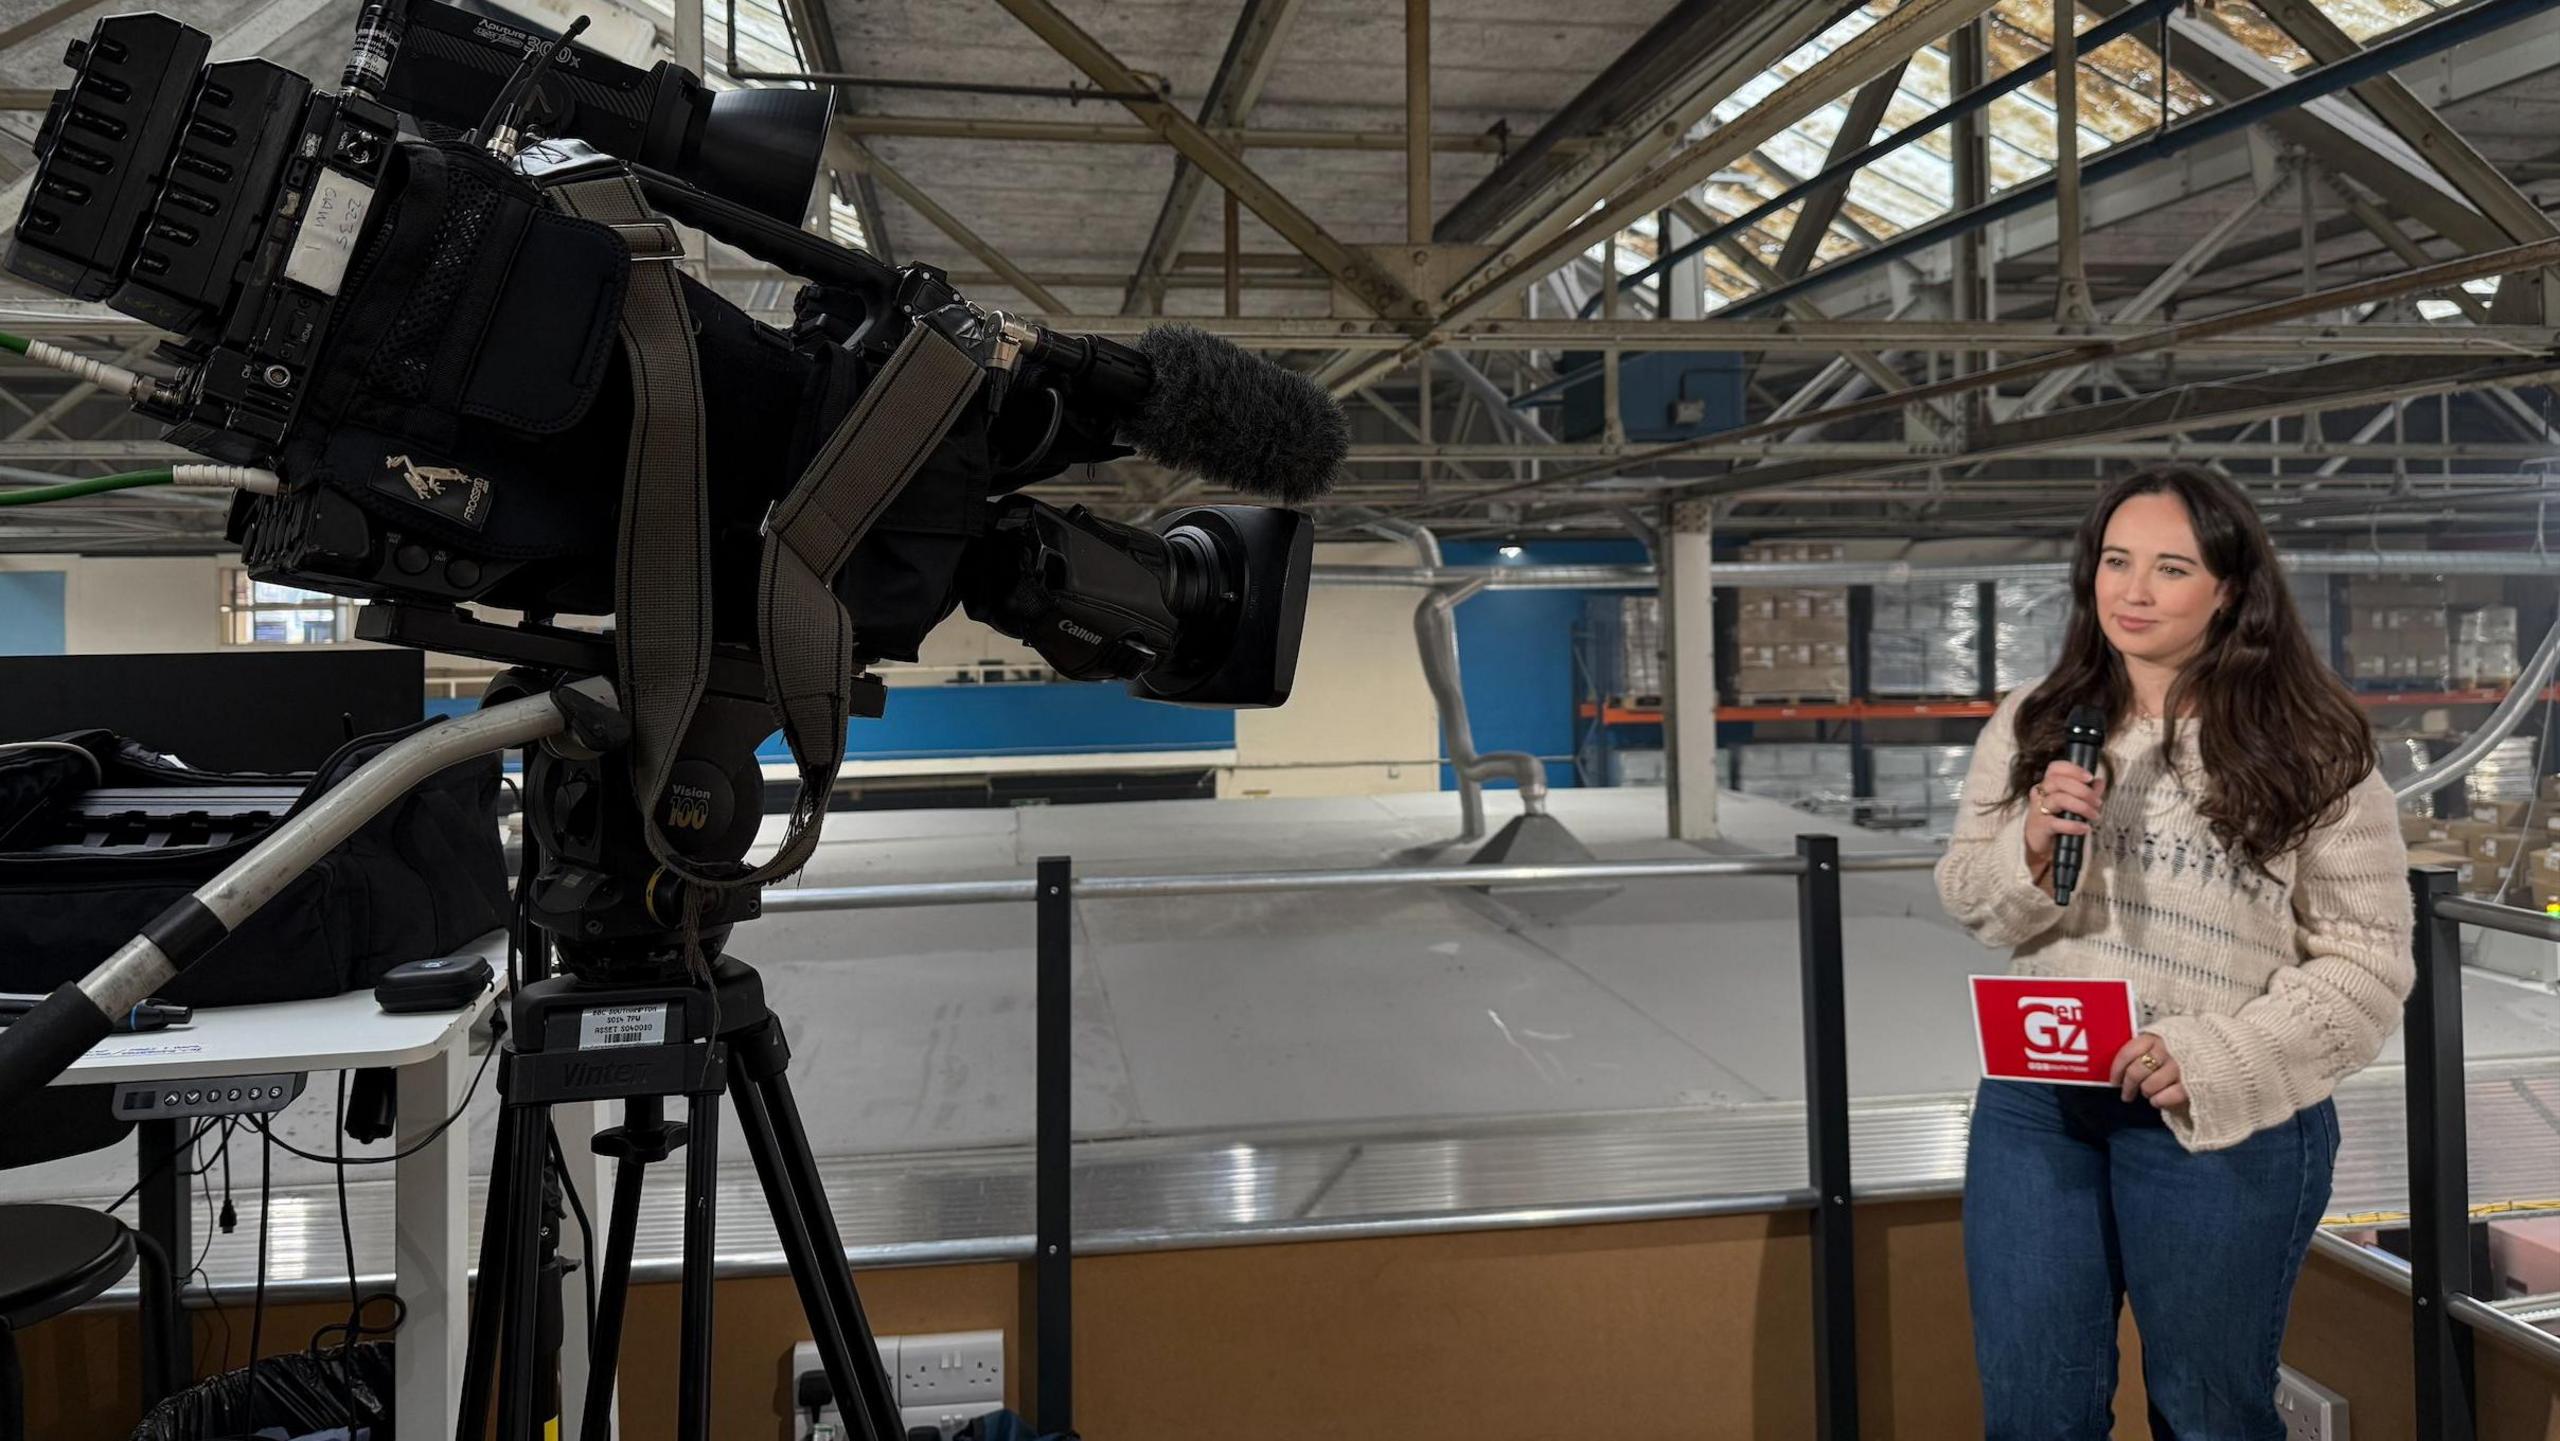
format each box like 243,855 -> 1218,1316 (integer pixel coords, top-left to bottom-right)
1963,1079 -> 2338,1441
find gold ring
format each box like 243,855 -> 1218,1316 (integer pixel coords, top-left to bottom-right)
2140,1052 -> 2162,1072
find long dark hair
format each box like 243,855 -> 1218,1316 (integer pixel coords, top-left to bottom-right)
2000,465 -> 2374,871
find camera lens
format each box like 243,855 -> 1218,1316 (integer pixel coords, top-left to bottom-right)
1161,524 -> 1230,620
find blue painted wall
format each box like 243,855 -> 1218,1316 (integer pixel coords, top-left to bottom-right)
0,572 -> 66,655
1440,538 -> 1649,791
431,681 -> 1234,763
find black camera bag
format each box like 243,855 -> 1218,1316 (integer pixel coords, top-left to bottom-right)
0,721 -> 509,1007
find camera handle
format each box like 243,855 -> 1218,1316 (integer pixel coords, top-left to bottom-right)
0,680 -> 616,1106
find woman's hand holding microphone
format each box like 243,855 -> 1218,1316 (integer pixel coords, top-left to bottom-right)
2024,758 -> 2106,897
2022,760 -> 2185,1111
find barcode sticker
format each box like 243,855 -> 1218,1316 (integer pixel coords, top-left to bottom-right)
282,169 -> 374,296
577,1003 -> 669,1051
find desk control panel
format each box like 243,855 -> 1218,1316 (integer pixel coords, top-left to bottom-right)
113,1072 -> 307,1120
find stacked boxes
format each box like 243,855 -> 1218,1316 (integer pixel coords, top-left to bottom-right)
1733,541 -> 1850,700
2343,577 -> 2451,687
1994,578 -> 2071,691
2538,774 -> 2560,911
1869,744 -> 1976,836
1869,584 -> 1982,697
2454,606 -> 2520,689
1733,743 -> 1853,808
1583,594 -> 1665,701
1617,595 -> 1664,700
2466,735 -> 2539,812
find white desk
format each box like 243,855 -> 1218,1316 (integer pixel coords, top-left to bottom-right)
50,930 -> 614,1440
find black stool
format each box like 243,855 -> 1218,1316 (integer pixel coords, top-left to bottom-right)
0,1203 -> 171,1441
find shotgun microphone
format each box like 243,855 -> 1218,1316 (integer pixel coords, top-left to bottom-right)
2053,704 -> 2107,906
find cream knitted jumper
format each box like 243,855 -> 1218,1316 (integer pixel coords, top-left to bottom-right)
1935,685 -> 2414,1152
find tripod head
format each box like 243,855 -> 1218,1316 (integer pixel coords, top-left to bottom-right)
363,603 -> 879,986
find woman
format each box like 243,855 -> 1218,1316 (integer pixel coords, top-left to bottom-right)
1936,465 -> 2414,1440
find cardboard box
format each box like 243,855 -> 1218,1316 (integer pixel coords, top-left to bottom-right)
2540,774 -> 2560,804
2467,834 -> 2549,870
2484,799 -> 2544,830
2410,844 -> 2476,890
2447,819 -> 2505,848
2403,813 -> 2449,845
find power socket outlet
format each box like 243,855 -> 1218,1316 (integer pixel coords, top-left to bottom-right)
786,1331 -> 1005,1440
901,1330 -> 1004,1406
2276,1365 -> 2349,1441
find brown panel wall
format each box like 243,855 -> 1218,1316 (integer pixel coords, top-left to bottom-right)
19,1200 -> 2560,1440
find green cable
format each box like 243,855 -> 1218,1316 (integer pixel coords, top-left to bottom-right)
0,468 -> 176,507
0,330 -> 28,357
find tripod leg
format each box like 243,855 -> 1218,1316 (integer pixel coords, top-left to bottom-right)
498,1103 -> 554,1441
731,1064 -> 899,1441
456,1102 -> 521,1441
677,1085 -> 721,1441
578,1102 -> 657,1441
760,1069 -> 904,1439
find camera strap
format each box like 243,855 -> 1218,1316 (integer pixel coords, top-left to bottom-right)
548,169 -> 981,901
753,325 -> 982,876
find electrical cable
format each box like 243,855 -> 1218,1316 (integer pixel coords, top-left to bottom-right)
547,1121 -> 599,1341
192,1120 -> 232,1377
246,1124 -> 272,1439
0,739 -> 101,787
0,464 -> 281,507
245,1039 -> 496,1165
333,1072 -> 360,1432
105,1116 -> 219,1214
0,328 -> 157,403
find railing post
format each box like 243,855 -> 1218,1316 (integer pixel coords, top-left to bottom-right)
2407,865 -> 2476,1441
1034,854 -> 1074,1433
1796,833 -> 1857,1440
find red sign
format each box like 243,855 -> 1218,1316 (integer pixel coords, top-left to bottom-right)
1970,975 -> 2140,1087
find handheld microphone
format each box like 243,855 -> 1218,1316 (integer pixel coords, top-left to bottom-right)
2053,703 -> 2107,906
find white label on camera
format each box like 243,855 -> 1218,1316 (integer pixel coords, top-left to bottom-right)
578,1003 -> 669,1051
282,170 -> 375,297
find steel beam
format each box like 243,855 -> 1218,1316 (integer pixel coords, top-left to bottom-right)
779,0 -> 895,262
2085,0 -> 2507,254
1723,0 -> 2560,321
1332,440 -> 2560,463
1667,355 -> 2560,500
2015,170 -> 2288,417
1408,0 -> 1431,245
1707,225 -> 1950,438
2049,5 -> 2093,322
1436,0 -> 1856,244
835,114 -> 1583,151
2254,0 -> 2558,319
1121,0 -> 1307,316
1445,0 -> 2008,324
11,295 -> 2557,359
825,136 -> 1066,314
1775,59 -> 1910,282
988,0 -> 1425,321
1408,230 -> 2560,508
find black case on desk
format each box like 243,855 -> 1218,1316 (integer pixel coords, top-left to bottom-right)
0,719 -> 509,1008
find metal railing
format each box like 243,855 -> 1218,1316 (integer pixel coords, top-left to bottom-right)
768,837 -> 1935,1438
766,846 -> 2560,1435
2317,874 -> 2560,1439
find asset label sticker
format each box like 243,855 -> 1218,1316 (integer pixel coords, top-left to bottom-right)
577,1004 -> 669,1051
283,169 -> 376,297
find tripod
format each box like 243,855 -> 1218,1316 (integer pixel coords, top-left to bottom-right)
453,670 -> 905,1441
